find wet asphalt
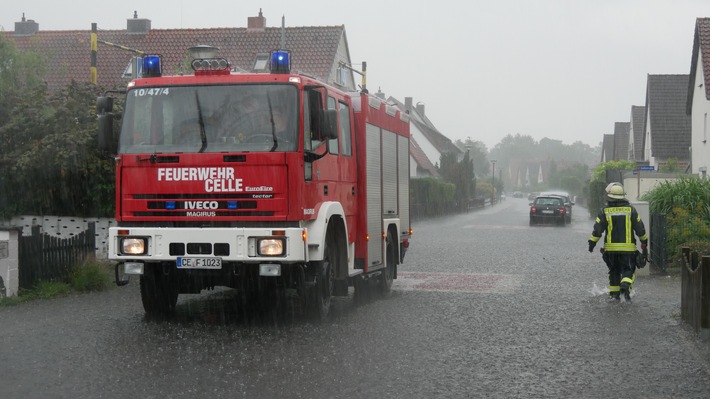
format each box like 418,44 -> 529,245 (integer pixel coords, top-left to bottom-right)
0,198 -> 708,398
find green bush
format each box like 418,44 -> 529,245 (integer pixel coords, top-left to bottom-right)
587,180 -> 607,218
642,177 -> 710,220
411,177 -> 457,217
642,177 -> 710,261
70,259 -> 112,292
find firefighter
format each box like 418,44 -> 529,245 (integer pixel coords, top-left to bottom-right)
588,182 -> 648,302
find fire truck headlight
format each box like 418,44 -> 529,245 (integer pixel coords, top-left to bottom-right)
258,238 -> 285,256
121,237 -> 147,255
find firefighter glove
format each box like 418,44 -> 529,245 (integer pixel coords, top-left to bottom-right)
641,241 -> 647,252
588,240 -> 596,253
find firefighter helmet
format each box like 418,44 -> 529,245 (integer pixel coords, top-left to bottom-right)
606,183 -> 626,200
605,182 -> 621,192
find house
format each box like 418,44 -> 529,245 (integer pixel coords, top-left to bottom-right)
3,11 -> 358,93
5,11 -> 464,180
627,105 -> 647,163
613,122 -> 630,161
687,17 -> 710,177
642,74 -> 691,171
386,94 -> 460,178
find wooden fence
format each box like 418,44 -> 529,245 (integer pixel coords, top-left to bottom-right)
680,247 -> 710,338
18,223 -> 96,289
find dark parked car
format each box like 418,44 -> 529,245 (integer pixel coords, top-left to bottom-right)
529,195 -> 567,226
541,191 -> 574,223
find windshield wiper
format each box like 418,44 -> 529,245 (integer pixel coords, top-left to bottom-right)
266,96 -> 278,152
195,91 -> 208,153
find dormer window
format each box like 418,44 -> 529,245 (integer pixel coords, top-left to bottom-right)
253,53 -> 269,72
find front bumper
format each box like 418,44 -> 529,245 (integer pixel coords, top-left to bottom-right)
107,226 -> 308,263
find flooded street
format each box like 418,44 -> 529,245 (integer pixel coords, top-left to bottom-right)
1,199 -> 709,398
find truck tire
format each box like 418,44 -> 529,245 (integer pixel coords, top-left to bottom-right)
379,233 -> 395,293
140,265 -> 178,317
307,261 -> 333,320
308,227 -> 337,320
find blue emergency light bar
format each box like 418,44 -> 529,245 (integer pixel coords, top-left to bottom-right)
142,55 -> 162,78
270,50 -> 291,74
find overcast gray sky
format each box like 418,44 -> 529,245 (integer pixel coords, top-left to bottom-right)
2,0 -> 708,149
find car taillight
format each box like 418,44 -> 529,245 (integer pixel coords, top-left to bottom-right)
531,206 -> 537,213
560,208 -> 566,214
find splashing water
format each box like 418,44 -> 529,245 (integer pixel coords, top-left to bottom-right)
588,282 -> 608,297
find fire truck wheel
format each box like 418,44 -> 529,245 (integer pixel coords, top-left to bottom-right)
308,230 -> 337,320
379,233 -> 395,293
308,261 -> 333,320
139,265 -> 178,318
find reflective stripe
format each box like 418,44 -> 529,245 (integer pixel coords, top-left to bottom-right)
609,285 -> 620,293
604,242 -> 636,251
589,235 -> 600,243
639,233 -> 648,241
602,206 -> 639,251
604,206 -> 632,216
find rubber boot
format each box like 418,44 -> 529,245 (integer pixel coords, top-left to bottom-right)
620,282 -> 631,303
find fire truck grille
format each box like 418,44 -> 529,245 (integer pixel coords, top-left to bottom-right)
146,201 -> 257,210
168,243 -> 231,256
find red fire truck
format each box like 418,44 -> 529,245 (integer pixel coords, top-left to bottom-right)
97,50 -> 411,318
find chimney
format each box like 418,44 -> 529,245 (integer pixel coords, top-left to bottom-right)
248,9 -> 266,32
127,11 -> 151,35
416,102 -> 425,116
405,97 -> 413,113
375,87 -> 386,100
14,13 -> 39,36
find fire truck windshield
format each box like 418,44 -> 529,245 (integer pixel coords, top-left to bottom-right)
118,84 -> 298,154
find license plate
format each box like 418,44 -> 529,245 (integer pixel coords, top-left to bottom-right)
177,257 -> 222,269
542,210 -> 554,214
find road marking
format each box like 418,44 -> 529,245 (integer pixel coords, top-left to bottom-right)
395,271 -> 522,294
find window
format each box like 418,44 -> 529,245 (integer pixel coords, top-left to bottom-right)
327,96 -> 339,155
339,101 -> 352,157
253,53 -> 270,72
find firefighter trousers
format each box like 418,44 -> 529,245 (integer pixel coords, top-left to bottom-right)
602,252 -> 636,298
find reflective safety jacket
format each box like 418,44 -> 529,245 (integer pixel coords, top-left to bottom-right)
589,200 -> 648,252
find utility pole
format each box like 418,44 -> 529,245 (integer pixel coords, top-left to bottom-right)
491,159 -> 497,205
91,22 -> 146,84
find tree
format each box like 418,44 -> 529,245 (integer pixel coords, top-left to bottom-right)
0,35 -> 115,218
438,151 -> 475,211
455,137 -> 489,176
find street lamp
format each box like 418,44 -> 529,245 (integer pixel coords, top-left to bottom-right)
491,159 -> 496,204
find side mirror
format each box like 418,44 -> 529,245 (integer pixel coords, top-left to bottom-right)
97,114 -> 116,153
97,96 -> 117,153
